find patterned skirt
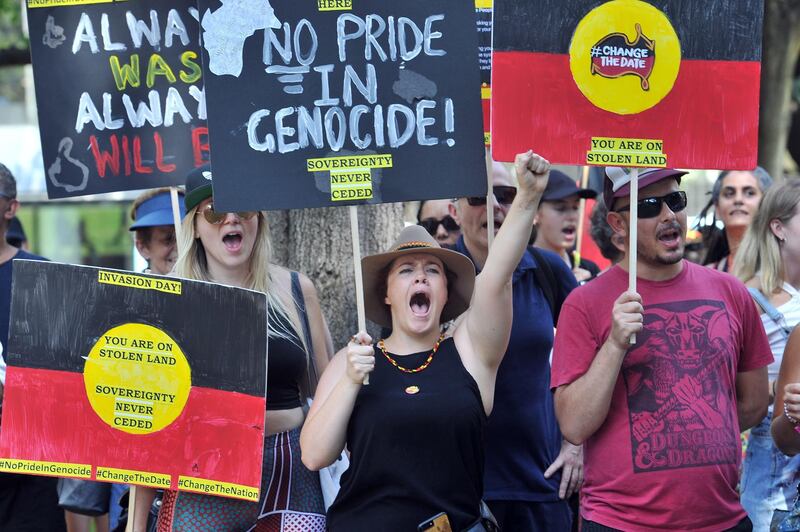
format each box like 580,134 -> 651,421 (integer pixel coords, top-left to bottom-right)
157,427 -> 326,531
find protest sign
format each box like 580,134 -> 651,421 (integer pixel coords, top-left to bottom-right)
0,261 -> 267,501
198,0 -> 486,211
476,0 -> 492,146
491,0 -> 763,169
25,0 -> 208,199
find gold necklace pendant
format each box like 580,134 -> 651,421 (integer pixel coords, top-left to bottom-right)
405,385 -> 420,395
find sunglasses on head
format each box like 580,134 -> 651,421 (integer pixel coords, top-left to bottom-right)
419,215 -> 460,236
466,185 -> 517,206
615,191 -> 687,219
198,203 -> 258,225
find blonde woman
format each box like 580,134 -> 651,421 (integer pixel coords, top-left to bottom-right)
133,165 -> 332,532
735,178 -> 800,531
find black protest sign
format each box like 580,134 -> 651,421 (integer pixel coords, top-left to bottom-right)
0,261 -> 267,501
26,0 -> 208,199
198,0 -> 486,211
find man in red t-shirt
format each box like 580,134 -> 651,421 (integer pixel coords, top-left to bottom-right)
551,167 -> 771,531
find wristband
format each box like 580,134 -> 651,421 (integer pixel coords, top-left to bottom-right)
785,402 -> 800,425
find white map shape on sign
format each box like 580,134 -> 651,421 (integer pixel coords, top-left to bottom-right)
201,0 -> 281,77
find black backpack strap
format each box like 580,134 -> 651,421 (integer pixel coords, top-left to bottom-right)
528,246 -> 560,322
291,271 -> 318,396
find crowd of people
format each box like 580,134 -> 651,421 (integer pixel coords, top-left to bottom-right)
1,156 -> 800,531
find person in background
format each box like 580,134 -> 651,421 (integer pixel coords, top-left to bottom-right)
0,162 -> 64,531
534,169 -> 600,282
553,166 -> 770,531
130,188 -> 186,275
771,326 -> 800,530
699,167 -> 773,273
450,159 -> 582,531
149,164 -> 332,531
589,201 -> 623,269
302,152 -> 560,531
735,178 -> 800,530
417,199 -> 461,246
6,217 -> 28,250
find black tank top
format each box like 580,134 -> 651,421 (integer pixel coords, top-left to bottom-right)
265,310 -> 306,410
326,337 -> 486,531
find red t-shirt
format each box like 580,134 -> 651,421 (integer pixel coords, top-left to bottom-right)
552,261 -> 772,531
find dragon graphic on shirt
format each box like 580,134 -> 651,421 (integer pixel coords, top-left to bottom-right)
622,300 -> 739,473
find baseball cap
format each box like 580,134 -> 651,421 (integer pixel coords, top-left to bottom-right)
541,170 -> 597,202
184,164 -> 213,214
0,163 -> 17,199
603,167 -> 687,210
129,191 -> 186,231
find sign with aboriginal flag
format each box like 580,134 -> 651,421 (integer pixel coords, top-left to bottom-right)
0,261 -> 267,502
25,0 -> 208,199
491,0 -> 763,170
197,0 -> 486,211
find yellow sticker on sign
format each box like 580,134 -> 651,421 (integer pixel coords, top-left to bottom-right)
96,467 -> 172,488
586,137 -> 666,167
0,459 -> 91,478
98,271 -> 181,295
28,0 -> 119,7
83,323 -> 191,435
317,0 -> 351,10
178,476 -> 260,501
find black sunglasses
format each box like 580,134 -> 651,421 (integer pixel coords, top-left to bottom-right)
419,215 -> 460,236
615,191 -> 688,219
466,186 -> 517,206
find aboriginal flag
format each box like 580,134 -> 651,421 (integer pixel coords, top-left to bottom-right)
491,0 -> 763,170
0,261 -> 267,501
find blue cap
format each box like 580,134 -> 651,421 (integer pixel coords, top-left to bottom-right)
129,192 -> 186,231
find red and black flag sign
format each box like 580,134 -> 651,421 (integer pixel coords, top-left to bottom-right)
0,261 -> 267,501
491,0 -> 763,170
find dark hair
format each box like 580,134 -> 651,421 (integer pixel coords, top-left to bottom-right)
589,202 -> 622,262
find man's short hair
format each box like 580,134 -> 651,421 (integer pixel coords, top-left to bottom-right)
0,163 -> 17,200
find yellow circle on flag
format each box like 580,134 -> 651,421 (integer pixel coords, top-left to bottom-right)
83,323 -> 191,435
569,0 -> 681,115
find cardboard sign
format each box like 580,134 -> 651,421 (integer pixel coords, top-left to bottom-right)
0,261 -> 267,502
25,0 -> 208,199
198,0 -> 486,211
476,0 -> 492,146
491,0 -> 763,170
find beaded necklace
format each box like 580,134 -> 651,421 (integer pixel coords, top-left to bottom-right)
377,334 -> 446,374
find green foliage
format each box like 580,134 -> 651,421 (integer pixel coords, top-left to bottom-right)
0,0 -> 27,50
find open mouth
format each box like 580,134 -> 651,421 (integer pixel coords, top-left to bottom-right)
562,226 -> 576,238
482,218 -> 504,232
222,231 -> 243,252
409,291 -> 431,317
729,209 -> 749,216
657,225 -> 681,248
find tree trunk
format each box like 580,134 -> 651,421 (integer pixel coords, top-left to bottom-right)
271,203 -> 405,348
758,0 -> 800,179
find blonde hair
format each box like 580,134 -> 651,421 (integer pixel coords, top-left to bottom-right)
735,178 -> 800,295
174,205 -> 307,349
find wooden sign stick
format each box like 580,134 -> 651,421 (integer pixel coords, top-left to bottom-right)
349,205 -> 369,385
629,168 -> 639,345
486,150 -> 494,249
574,166 -> 591,266
170,186 -> 182,245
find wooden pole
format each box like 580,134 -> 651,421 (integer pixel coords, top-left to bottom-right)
170,187 -> 182,245
349,205 -> 369,384
486,150 -> 494,249
629,168 -> 638,345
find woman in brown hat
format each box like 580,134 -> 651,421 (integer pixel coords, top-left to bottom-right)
301,151 -> 551,531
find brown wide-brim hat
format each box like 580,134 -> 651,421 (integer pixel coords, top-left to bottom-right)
362,225 -> 476,328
